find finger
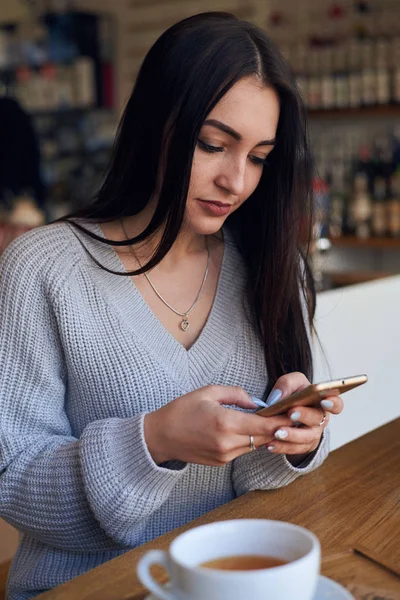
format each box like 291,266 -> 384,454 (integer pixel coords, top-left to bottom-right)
230,433 -> 277,456
230,411 -> 293,437
287,406 -> 331,428
270,424 -> 322,447
226,414 -> 294,453
235,432 -> 279,453
265,372 -> 310,405
266,423 -> 326,455
320,395 -> 344,415
205,385 -> 259,410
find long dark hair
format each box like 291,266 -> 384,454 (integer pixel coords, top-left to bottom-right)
64,11 -> 315,388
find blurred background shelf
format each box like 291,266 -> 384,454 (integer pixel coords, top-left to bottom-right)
0,7 -> 118,224
330,236 -> 400,249
324,270 -> 393,288
1,0 -> 400,290
309,106 -> 400,119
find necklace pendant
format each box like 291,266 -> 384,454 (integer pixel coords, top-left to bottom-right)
180,316 -> 190,332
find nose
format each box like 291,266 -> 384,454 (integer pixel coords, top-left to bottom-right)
214,156 -> 246,197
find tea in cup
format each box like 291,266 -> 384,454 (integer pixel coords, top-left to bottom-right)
137,518 -> 320,600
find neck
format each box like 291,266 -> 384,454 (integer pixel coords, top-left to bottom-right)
120,209 -> 206,267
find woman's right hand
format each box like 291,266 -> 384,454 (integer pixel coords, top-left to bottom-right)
143,385 -> 293,466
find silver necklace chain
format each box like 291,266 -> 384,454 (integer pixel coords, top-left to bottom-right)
120,220 -> 210,332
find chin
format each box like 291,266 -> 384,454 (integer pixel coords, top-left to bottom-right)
183,203 -> 233,236
183,214 -> 228,237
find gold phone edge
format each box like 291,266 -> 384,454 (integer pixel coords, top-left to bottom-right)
256,374 -> 368,418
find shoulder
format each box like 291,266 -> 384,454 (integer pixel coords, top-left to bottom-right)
0,222 -> 84,297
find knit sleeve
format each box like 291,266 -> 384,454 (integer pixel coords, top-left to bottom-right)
0,233 -> 188,552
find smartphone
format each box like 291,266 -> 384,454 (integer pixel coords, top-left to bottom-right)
255,374 -> 368,418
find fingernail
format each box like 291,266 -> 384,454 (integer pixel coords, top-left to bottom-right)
321,400 -> 334,409
267,445 -> 275,451
250,396 -> 268,408
266,389 -> 282,406
274,429 -> 288,440
290,411 -> 301,422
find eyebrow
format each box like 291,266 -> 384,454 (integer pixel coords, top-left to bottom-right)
203,119 -> 276,147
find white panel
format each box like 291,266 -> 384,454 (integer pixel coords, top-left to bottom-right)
313,275 -> 400,450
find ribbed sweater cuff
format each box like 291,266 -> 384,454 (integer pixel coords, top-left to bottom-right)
80,414 -> 188,545
233,427 -> 330,496
283,426 -> 330,473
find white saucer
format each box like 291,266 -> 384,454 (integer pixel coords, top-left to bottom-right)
315,575 -> 354,599
144,574 -> 354,599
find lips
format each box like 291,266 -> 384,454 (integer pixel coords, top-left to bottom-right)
197,198 -> 233,217
199,200 -> 232,207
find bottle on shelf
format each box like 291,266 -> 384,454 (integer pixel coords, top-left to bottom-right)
375,37 -> 391,105
371,134 -> 391,236
393,126 -> 400,169
293,43 -> 309,107
73,56 -> 96,108
333,41 -> 349,109
313,176 -> 330,240
320,46 -> 335,110
347,38 -> 363,108
349,169 -> 373,239
308,47 -> 322,110
386,172 -> 400,237
360,38 -> 376,106
394,66 -> 400,105
329,165 -> 347,238
311,176 -> 331,291
371,176 -> 387,236
391,37 -> 400,104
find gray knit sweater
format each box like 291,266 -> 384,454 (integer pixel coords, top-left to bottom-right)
0,222 -> 329,599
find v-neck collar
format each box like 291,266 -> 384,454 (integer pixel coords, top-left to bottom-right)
71,221 -> 247,392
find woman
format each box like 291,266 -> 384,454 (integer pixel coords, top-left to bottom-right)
0,12 -> 342,599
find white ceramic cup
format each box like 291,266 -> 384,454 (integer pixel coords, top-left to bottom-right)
137,519 -> 320,600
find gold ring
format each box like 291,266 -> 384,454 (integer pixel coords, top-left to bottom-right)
249,435 -> 256,451
319,410 -> 327,426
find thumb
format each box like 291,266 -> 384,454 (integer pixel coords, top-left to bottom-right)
209,385 -> 258,410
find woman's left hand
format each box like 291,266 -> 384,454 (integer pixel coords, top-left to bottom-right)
265,372 -> 343,459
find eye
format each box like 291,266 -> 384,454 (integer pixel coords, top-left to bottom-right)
249,155 -> 269,167
197,139 -> 224,153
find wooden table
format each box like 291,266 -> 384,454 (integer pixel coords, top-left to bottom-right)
38,419 -> 400,600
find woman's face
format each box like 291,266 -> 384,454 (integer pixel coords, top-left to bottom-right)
184,75 -> 280,236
